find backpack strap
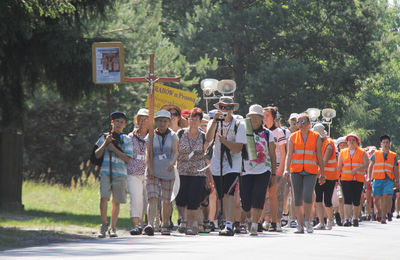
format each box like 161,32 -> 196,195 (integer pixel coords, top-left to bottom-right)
234,119 -> 240,134
201,131 -> 206,145
263,129 -> 270,149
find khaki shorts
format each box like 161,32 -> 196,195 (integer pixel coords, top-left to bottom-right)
100,174 -> 127,203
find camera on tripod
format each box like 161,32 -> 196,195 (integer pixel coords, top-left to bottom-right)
216,112 -> 228,121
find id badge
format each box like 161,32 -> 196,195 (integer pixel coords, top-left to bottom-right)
188,151 -> 194,159
136,154 -> 145,160
159,154 -> 167,160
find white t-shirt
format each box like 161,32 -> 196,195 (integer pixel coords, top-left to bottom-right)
207,117 -> 247,176
243,128 -> 274,175
269,127 -> 287,166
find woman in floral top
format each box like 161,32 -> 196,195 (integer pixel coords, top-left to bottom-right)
127,108 -> 149,235
175,107 -> 212,235
241,104 -> 276,236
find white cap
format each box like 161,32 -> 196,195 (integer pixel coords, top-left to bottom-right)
202,114 -> 210,122
336,136 -> 346,147
136,108 -> 149,117
154,109 -> 171,120
246,104 -> 264,118
289,113 -> 299,120
313,123 -> 326,137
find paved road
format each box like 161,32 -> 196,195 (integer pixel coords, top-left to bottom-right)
1,219 -> 399,260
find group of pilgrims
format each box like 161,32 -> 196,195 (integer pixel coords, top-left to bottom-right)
93,96 -> 399,238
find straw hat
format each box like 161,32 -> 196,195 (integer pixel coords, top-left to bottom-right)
213,96 -> 239,111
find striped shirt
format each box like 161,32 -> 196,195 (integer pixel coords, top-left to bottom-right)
96,134 -> 133,177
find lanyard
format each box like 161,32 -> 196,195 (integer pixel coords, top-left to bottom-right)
157,134 -> 166,154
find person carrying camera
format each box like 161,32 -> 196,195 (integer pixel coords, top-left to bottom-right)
205,97 -> 246,236
94,112 -> 133,238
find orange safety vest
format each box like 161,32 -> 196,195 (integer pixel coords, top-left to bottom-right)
340,147 -> 366,182
322,137 -> 338,180
290,130 -> 319,175
373,150 -> 396,180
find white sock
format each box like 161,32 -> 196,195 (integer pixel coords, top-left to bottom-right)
213,220 -> 218,227
225,221 -> 233,229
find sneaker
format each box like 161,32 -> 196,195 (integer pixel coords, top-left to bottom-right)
353,218 -> 359,227
268,222 -> 277,232
367,215 -> 372,221
294,225 -> 304,234
249,223 -> 258,236
387,213 -> 393,222
98,224 -> 108,238
262,221 -> 270,231
210,221 -> 216,232
276,222 -> 282,232
129,226 -> 141,235
281,213 -> 289,227
326,219 -> 334,230
108,228 -> 118,238
178,221 -> 187,233
376,216 -> 382,222
161,226 -> 171,235
290,219 -> 297,228
381,219 -> 387,224
343,219 -> 352,227
334,212 -> 342,226
396,213 -> 400,219
143,225 -> 154,236
233,222 -> 241,234
186,228 -> 197,235
314,222 -> 326,230
239,224 -> 248,234
219,226 -> 234,236
257,222 -> 263,232
305,221 -> 313,233
202,221 -> 212,233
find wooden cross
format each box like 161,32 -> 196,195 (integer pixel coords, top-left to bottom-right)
125,54 -> 180,168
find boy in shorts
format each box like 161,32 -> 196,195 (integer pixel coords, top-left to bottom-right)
95,112 -> 133,238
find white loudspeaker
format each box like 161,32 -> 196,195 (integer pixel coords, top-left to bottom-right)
217,80 -> 236,94
201,78 -> 219,96
306,108 -> 321,122
322,108 -> 336,120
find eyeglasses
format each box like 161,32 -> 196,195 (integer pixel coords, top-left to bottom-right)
170,112 -> 179,117
220,105 -> 233,110
296,120 -> 306,125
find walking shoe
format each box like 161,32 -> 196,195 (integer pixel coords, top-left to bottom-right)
353,218 -> 359,227
290,219 -> 297,228
367,215 -> 372,221
249,223 -> 258,236
185,228 -> 197,235
210,221 -> 216,232
108,228 -> 118,238
202,221 -> 212,233
312,219 -> 319,227
219,226 -> 234,236
268,222 -> 277,232
305,221 -> 313,233
233,222 -> 241,234
281,213 -> 289,227
178,221 -> 187,233
314,222 -> 326,230
262,221 -> 270,231
161,226 -> 171,235
294,225 -> 304,234
381,219 -> 387,224
257,222 -> 263,232
98,224 -> 108,238
276,222 -> 282,232
239,224 -> 248,234
143,225 -> 154,236
376,216 -> 382,222
129,226 -> 141,235
326,219 -> 334,230
387,213 -> 393,222
335,212 -> 342,226
343,219 -> 352,227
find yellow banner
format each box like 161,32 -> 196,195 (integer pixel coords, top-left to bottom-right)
146,83 -> 197,111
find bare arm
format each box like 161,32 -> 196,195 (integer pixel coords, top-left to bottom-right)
108,143 -> 132,164
276,142 -> 286,176
206,121 -> 218,143
167,139 -> 179,171
218,133 -> 244,153
95,135 -> 112,159
323,146 -> 333,166
145,141 -> 153,177
316,137 -> 325,178
367,160 -> 374,181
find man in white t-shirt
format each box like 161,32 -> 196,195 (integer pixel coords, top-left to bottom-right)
206,97 -> 246,236
262,106 -> 287,232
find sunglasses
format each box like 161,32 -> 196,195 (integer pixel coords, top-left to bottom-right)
170,112 -> 179,117
220,105 -> 233,110
296,120 -> 306,125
